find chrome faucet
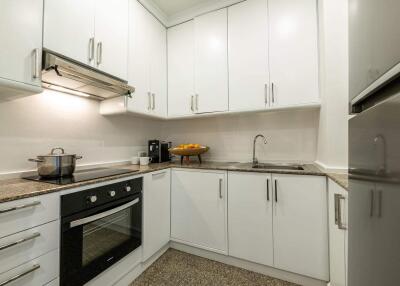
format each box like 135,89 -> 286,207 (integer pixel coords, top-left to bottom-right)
253,134 -> 268,167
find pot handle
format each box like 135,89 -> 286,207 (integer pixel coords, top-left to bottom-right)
28,158 -> 44,163
51,147 -> 65,155
76,156 -> 83,160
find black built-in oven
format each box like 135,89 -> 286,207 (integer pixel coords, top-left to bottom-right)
60,178 -> 142,286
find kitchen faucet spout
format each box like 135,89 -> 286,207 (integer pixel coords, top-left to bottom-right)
253,134 -> 268,167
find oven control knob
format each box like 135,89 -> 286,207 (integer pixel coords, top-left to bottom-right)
88,195 -> 97,203
108,191 -> 116,197
125,186 -> 131,192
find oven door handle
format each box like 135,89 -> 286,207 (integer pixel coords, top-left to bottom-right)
69,198 -> 140,228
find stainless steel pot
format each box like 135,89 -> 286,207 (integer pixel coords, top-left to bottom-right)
29,148 -> 82,178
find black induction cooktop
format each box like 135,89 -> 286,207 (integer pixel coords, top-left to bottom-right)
24,168 -> 137,185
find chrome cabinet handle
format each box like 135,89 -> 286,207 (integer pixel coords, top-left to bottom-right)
147,92 -> 151,110
0,264 -> 40,286
152,93 -> 156,110
88,37 -> 95,62
266,179 -> 270,201
195,94 -> 199,111
274,180 -> 278,202
334,194 -> 347,230
0,232 -> 40,252
0,201 -> 40,215
218,178 -> 223,199
271,82 -> 275,104
32,48 -> 40,79
96,42 -> 102,65
264,84 -> 268,105
370,190 -> 374,217
190,95 -> 194,112
377,190 -> 382,217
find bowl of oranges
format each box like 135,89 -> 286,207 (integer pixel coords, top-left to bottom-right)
169,144 -> 209,163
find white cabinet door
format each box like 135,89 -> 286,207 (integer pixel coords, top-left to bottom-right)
171,169 -> 227,253
127,0 -> 151,114
194,9 -> 228,113
273,174 -> 328,280
0,0 -> 42,87
95,0 -> 128,79
43,0 -> 95,66
143,170 -> 171,261
228,172 -> 273,266
168,21 -> 195,117
228,0 -> 269,111
268,0 -> 319,107
148,16 -> 167,117
328,179 -> 348,286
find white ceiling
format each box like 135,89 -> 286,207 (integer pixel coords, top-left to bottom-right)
151,0 -> 212,16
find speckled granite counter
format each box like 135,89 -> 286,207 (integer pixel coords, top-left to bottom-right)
0,161 -> 347,203
327,173 -> 348,190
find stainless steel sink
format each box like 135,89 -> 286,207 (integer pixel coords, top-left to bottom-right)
252,163 -> 304,171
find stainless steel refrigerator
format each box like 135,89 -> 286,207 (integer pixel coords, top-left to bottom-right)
349,0 -> 400,285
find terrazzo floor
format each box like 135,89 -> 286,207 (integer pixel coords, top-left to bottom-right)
130,249 -> 299,286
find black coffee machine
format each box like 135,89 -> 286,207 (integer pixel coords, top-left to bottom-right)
148,140 -> 172,163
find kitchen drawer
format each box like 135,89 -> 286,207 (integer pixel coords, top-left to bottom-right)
0,249 -> 59,286
0,220 -> 59,274
0,193 -> 59,238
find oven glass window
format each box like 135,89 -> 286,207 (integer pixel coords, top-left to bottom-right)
82,207 -> 133,266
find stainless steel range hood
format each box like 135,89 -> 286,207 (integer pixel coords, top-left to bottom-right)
41,50 -> 134,100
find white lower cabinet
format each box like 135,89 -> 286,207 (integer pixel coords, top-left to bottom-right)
328,179 -> 348,286
0,249 -> 59,286
228,172 -> 329,281
171,169 -> 227,253
228,172 -> 273,266
272,174 -> 329,280
143,169 -> 171,261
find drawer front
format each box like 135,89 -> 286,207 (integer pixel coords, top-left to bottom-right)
0,220 -> 59,274
0,249 -> 59,286
0,193 -> 59,238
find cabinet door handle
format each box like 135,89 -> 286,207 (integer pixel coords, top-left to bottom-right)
96,42 -> 102,65
152,93 -> 156,110
264,84 -> 268,105
0,232 -> 40,252
0,201 -> 40,215
32,48 -> 41,79
335,194 -> 347,230
219,178 -> 223,199
88,37 -> 95,62
190,95 -> 194,112
147,92 -> 151,110
377,190 -> 382,218
370,189 -> 374,217
271,82 -> 275,104
274,179 -> 278,202
266,179 -> 270,201
0,264 -> 40,286
195,94 -> 199,111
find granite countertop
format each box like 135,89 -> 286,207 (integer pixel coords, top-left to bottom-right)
0,161 -> 347,203
326,173 -> 348,190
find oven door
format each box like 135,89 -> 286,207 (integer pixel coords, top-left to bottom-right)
61,194 -> 142,286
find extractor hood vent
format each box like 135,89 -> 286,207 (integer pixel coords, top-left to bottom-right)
41,50 -> 134,100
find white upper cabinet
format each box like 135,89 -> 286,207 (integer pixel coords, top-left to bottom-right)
126,0 -> 167,117
94,0 -> 129,79
272,174 -> 328,280
148,15 -> 167,117
168,21 -> 195,117
0,0 -> 43,95
44,0 -> 128,79
268,0 -> 319,107
44,0 -> 95,66
194,9 -> 229,113
228,172 -> 273,266
228,0 -> 269,111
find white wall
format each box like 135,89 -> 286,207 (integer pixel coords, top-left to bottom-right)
316,0 -> 349,171
0,89 -> 159,175
161,110 -> 320,163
